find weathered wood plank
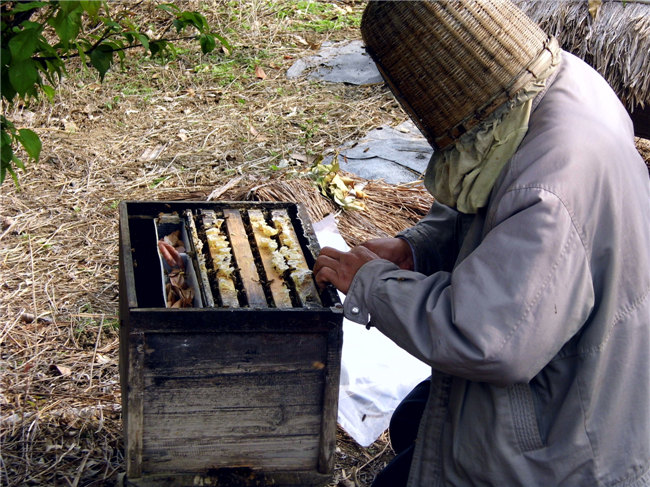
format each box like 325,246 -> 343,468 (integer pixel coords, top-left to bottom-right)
129,308 -> 338,333
124,470 -> 332,487
126,332 -> 145,478
248,209 -> 294,308
143,371 -> 324,410
142,332 -> 327,375
142,435 -> 321,472
271,209 -> 322,308
143,403 -> 322,439
318,325 -> 343,473
223,208 -> 268,307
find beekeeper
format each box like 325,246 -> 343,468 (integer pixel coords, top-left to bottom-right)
313,1 -> 650,486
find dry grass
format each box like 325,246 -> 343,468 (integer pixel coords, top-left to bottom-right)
1,2 -> 648,486
0,1 -> 413,486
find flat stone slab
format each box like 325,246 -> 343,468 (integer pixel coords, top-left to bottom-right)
328,121 -> 434,184
287,40 -> 383,85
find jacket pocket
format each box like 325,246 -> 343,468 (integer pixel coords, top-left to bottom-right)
508,383 -> 544,452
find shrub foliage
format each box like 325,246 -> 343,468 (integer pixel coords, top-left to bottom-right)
0,0 -> 226,186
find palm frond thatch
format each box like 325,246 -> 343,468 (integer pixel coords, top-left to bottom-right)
514,0 -> 650,110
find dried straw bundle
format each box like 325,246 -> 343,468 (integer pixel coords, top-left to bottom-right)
232,173 -> 433,247
513,0 -> 650,111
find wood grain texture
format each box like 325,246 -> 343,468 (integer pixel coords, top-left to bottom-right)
143,332 -> 327,375
139,331 -> 328,473
119,202 -> 344,485
142,435 -> 321,472
223,208 -> 268,307
317,326 -> 343,473
126,332 -> 145,478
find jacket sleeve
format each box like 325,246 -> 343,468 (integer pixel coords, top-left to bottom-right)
396,201 -> 461,275
344,187 -> 594,386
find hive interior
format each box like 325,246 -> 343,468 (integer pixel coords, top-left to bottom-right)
152,206 -> 323,309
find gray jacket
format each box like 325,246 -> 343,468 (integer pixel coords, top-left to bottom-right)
345,52 -> 650,485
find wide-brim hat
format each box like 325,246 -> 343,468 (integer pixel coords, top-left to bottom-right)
361,0 -> 558,150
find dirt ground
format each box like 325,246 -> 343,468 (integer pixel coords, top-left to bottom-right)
0,2 -> 405,486
1,2 -> 649,487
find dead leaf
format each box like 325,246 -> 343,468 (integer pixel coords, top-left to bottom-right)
249,124 -> 259,137
50,364 -> 72,376
95,353 -> 112,365
139,144 -> 166,161
177,129 -> 189,142
255,66 -> 267,80
289,153 -> 315,164
293,35 -> 309,46
206,175 -> 244,201
588,0 -> 602,19
63,119 -> 78,133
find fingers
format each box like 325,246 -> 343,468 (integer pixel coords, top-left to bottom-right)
158,240 -> 184,269
313,246 -> 379,294
314,265 -> 338,290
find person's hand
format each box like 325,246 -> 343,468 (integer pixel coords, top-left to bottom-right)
360,237 -> 414,270
313,246 -> 379,294
158,240 -> 184,269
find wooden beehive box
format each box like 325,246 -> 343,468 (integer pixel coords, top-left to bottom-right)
118,201 -> 343,487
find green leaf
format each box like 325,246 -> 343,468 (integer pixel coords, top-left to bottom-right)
149,40 -> 168,58
199,34 -> 216,54
80,0 -> 102,19
42,85 -> 56,102
157,3 -> 181,14
8,59 -> 39,98
59,1 -> 81,15
179,11 -> 208,32
136,34 -> 149,52
8,27 -> 41,61
17,129 -> 41,161
89,44 -> 114,80
213,33 -> 232,52
12,154 -> 26,170
1,55 -> 18,103
1,129 -> 14,184
9,2 -> 48,13
50,7 -> 82,47
1,130 -> 13,162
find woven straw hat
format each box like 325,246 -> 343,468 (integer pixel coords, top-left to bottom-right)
361,0 -> 558,150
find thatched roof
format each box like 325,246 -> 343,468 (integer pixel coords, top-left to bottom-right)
514,0 -> 650,111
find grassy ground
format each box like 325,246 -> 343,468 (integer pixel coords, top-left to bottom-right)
0,2 -> 407,486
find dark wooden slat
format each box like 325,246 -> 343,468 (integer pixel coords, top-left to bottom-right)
143,332 -> 327,375
143,371 -> 324,410
142,435 -> 320,472
318,325 -> 344,473
126,332 -> 145,478
143,403 -> 322,440
124,471 -> 332,487
129,308 -> 340,333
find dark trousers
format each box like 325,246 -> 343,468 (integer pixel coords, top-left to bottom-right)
371,379 -> 431,487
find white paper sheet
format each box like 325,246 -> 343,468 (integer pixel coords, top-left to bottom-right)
313,214 -> 431,447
